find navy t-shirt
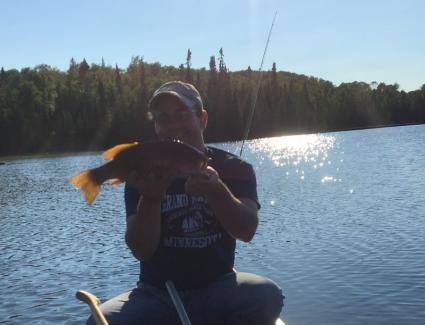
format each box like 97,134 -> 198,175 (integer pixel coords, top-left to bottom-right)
124,146 -> 259,290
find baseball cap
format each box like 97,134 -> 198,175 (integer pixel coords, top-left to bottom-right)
149,81 -> 204,112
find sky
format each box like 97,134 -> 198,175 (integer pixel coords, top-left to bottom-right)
1,0 -> 424,91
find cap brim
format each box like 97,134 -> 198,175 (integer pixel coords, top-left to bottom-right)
149,91 -> 194,111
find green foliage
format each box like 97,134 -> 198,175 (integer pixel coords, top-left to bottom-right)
0,53 -> 424,156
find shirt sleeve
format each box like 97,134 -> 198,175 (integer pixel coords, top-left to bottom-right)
124,183 -> 140,218
220,161 -> 260,209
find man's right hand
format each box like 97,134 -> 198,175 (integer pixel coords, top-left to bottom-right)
125,162 -> 175,261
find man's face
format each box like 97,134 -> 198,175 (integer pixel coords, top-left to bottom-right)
153,95 -> 207,148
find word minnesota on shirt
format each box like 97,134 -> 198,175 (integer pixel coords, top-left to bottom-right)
163,233 -> 222,248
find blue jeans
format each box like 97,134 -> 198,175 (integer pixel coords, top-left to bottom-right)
86,272 -> 284,325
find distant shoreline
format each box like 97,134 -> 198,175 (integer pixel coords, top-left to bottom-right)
305,121 -> 424,135
1,122 -> 423,160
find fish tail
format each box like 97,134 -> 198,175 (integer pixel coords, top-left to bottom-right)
69,169 -> 103,204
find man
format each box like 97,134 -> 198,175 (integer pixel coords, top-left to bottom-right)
87,81 -> 283,325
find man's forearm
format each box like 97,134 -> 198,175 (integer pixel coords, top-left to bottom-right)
125,197 -> 162,261
207,180 -> 258,242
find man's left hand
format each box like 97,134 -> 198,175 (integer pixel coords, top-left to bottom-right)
184,166 -> 221,197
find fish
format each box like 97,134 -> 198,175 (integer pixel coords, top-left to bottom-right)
70,140 -> 208,204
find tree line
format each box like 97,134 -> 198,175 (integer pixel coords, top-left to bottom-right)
1,49 -> 424,156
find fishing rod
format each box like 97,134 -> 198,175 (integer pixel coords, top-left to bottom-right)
239,11 -> 278,157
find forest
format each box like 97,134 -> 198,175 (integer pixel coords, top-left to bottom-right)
1,49 -> 424,156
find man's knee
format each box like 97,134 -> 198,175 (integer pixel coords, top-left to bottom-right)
233,273 -> 284,323
239,273 -> 284,305
254,276 -> 284,313
227,280 -> 284,325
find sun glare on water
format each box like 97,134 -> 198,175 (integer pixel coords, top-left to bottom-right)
249,134 -> 336,167
244,133 -> 345,189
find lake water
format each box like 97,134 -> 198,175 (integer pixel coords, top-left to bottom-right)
1,125 -> 424,325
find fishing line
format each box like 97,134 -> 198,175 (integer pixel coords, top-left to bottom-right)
239,11 -> 278,157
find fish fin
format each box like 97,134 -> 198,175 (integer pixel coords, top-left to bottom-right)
109,178 -> 124,185
69,170 -> 101,205
102,142 -> 139,161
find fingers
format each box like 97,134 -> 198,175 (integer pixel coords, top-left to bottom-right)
204,166 -> 219,181
184,167 -> 220,196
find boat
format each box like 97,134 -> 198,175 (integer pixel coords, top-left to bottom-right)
76,289 -> 286,325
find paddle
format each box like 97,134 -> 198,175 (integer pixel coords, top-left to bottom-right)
76,290 -> 108,325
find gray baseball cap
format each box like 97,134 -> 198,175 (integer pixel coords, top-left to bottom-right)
149,81 -> 204,112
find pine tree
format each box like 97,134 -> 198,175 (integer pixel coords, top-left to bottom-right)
271,62 -> 278,93
78,58 -> 90,78
115,64 -> 122,94
218,48 -> 225,73
68,58 -> 78,79
208,56 -> 217,84
185,49 -> 193,83
0,67 -> 6,81
178,64 -> 185,81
